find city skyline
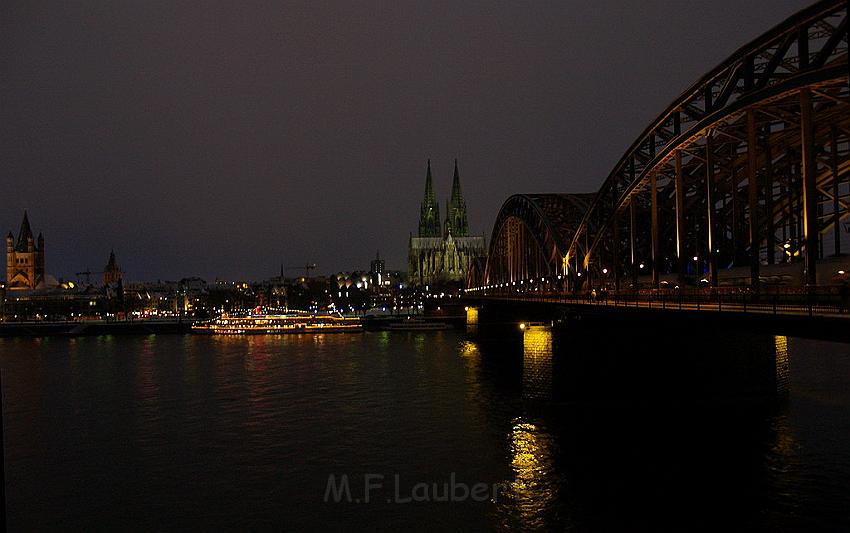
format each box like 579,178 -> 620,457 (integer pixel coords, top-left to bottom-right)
3,160 -> 483,282
3,2 -> 850,531
1,1 -> 812,280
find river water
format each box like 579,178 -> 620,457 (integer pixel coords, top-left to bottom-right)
1,329 -> 849,531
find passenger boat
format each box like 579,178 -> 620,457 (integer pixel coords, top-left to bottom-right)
192,311 -> 363,334
385,317 -> 451,331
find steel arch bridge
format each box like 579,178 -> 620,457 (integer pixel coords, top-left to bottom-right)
481,193 -> 594,286
473,0 -> 850,294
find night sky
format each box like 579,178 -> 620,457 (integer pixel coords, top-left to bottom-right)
1,1 -> 811,281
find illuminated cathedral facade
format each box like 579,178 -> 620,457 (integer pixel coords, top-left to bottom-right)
6,211 -> 45,290
408,160 -> 487,287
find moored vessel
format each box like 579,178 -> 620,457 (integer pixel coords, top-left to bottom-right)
192,311 -> 363,334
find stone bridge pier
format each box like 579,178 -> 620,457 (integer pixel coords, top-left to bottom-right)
468,300 -> 790,405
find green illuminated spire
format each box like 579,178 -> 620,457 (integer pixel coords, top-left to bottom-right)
418,159 -> 442,237
444,159 -> 469,236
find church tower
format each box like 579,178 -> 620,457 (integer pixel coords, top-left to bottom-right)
418,159 -> 442,237
444,159 -> 469,237
103,249 -> 123,286
6,211 -> 45,290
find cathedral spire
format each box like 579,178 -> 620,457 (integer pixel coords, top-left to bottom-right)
444,160 -> 469,237
16,210 -> 34,252
451,159 -> 462,201
418,159 -> 441,237
424,159 -> 435,204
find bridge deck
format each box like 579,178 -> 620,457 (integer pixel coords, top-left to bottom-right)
468,291 -> 850,319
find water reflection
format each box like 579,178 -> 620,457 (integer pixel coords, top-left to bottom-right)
490,327 -> 836,530
775,335 -> 790,395
503,418 -> 559,529
458,339 -> 484,400
2,331 -> 848,531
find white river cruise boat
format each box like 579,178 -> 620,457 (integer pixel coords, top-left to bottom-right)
192,311 -> 363,335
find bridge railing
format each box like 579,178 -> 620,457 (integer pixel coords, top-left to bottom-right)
468,285 -> 850,317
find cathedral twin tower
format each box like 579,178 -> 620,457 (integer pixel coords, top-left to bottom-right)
408,160 -> 486,287
418,159 -> 470,239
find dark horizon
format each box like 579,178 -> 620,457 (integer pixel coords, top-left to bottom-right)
1,0 -> 811,281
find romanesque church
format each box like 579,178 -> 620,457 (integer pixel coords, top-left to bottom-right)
6,211 -> 45,290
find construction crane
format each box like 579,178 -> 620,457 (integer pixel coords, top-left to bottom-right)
285,263 -> 317,280
75,268 -> 103,286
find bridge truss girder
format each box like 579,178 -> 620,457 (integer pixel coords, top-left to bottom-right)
480,194 -> 593,288
566,0 -> 850,291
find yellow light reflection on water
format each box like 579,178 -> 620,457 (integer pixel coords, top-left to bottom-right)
506,419 -> 557,527
459,339 -> 480,359
458,340 -> 483,398
511,423 -> 545,490
774,335 -> 790,395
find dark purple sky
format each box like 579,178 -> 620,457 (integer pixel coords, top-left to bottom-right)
1,1 -> 811,281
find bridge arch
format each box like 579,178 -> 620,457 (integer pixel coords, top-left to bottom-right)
479,194 -> 593,288
472,0 -> 850,295
564,0 -> 850,290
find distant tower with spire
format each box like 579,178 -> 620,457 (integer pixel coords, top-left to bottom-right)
444,159 -> 469,237
103,250 -> 123,286
5,211 -> 46,290
370,250 -> 386,289
408,160 -> 486,287
418,159 -> 442,237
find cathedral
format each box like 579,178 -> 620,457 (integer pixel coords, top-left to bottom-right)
408,160 -> 487,287
6,211 -> 45,290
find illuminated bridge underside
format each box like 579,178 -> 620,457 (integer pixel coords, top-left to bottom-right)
481,0 -> 850,291
482,193 -> 593,286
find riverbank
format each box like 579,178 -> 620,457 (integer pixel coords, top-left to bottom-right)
0,319 -> 192,337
